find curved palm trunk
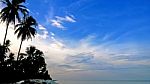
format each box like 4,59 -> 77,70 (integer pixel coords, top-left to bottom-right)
3,24 -> 9,46
17,39 -> 23,61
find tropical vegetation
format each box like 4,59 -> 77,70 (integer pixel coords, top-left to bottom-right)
0,0 -> 52,83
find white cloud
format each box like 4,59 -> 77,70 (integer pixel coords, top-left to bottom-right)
50,15 -> 76,29
55,15 -> 76,23
1,22 -> 149,71
50,32 -> 55,36
37,24 -> 49,39
29,33 -> 150,74
65,16 -> 76,22
0,3 -> 149,76
51,19 -> 65,29
1,2 -> 150,81
38,24 -> 46,30
0,22 -> 150,80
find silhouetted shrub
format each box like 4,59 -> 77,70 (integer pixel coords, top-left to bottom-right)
0,41 -> 52,83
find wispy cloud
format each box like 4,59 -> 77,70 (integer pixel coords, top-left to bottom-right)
51,19 -> 65,29
55,15 -> 76,23
0,22 -> 150,76
50,15 -> 76,29
37,34 -> 150,73
38,24 -> 46,30
0,4 -> 149,74
37,24 -> 49,39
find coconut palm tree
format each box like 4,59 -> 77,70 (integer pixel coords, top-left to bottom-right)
15,16 -> 37,61
23,46 -> 51,79
0,0 -> 28,45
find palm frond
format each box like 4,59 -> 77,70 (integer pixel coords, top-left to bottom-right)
15,16 -> 37,41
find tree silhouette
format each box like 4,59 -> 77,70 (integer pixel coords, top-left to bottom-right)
0,0 -> 28,45
0,40 -> 16,83
0,0 -> 52,83
15,16 -> 37,61
21,46 -> 51,79
0,40 -> 10,63
7,53 -> 15,67
0,43 -> 52,83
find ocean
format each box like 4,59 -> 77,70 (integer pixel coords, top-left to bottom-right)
59,80 -> 150,84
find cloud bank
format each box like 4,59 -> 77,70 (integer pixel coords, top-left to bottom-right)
0,23 -> 150,74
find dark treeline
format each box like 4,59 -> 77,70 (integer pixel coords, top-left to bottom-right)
0,0 -> 52,83
0,41 -> 52,83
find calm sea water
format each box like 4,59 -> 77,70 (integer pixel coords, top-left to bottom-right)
59,80 -> 150,84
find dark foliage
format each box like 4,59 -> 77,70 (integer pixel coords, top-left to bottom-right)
15,15 -> 37,61
0,0 -> 29,45
0,41 -> 52,83
0,0 -> 52,83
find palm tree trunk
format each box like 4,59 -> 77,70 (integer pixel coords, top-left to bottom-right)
3,24 -> 9,46
17,39 -> 23,61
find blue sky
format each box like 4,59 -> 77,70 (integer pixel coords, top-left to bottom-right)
26,0 -> 150,42
0,0 -> 150,81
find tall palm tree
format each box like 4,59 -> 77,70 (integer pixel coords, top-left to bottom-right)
0,0 -> 28,45
15,16 -> 37,61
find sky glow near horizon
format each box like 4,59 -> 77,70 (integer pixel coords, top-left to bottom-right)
0,0 -> 150,80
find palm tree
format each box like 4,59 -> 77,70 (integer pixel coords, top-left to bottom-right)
23,46 -> 51,79
15,16 -> 37,61
0,0 -> 28,45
